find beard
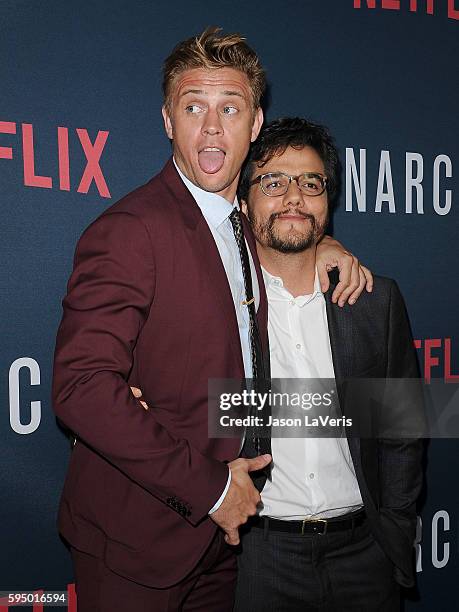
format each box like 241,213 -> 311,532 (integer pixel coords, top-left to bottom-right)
248,208 -> 329,253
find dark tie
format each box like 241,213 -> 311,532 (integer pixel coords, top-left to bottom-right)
229,208 -> 271,457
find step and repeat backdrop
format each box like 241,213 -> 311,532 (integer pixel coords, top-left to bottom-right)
1,1 -> 458,609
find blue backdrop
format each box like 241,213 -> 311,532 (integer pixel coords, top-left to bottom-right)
1,1 -> 458,609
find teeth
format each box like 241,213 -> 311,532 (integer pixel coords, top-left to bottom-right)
203,147 -> 223,152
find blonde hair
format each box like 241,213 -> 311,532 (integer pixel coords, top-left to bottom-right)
162,26 -> 266,111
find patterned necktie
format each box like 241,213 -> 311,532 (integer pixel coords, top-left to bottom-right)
229,208 -> 271,457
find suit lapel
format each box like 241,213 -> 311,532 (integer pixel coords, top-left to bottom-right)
324,279 -> 363,473
159,159 -> 244,377
194,220 -> 246,377
324,290 -> 354,382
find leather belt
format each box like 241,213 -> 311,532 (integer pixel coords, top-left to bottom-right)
250,509 -> 366,535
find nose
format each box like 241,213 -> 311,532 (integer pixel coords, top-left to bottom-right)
201,107 -> 223,136
282,178 -> 304,208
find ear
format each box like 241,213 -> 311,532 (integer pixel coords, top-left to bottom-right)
162,105 -> 174,140
240,199 -> 248,217
250,107 -> 263,143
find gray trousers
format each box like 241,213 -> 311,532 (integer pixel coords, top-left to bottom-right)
234,517 -> 400,612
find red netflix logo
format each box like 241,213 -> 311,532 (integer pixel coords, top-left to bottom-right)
0,121 -> 110,198
353,0 -> 459,19
414,337 -> 459,383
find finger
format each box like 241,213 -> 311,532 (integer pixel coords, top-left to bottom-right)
316,260 -> 331,294
331,254 -> 353,304
360,265 -> 374,293
224,529 -> 240,546
130,386 -> 142,398
347,267 -> 367,305
249,496 -> 261,513
337,257 -> 360,307
246,454 -> 272,472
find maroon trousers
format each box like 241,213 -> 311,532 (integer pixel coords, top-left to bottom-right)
71,531 -> 237,612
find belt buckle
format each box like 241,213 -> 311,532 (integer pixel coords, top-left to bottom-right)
301,518 -> 328,535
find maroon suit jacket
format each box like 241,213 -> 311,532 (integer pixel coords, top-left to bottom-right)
52,158 -> 268,588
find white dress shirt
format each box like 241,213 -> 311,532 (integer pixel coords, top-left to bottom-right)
260,267 -> 363,520
174,160 -> 259,512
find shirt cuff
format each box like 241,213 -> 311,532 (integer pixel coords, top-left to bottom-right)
208,468 -> 231,514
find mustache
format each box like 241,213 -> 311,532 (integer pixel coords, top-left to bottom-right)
268,210 -> 316,230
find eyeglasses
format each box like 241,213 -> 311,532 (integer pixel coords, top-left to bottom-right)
250,172 -> 327,197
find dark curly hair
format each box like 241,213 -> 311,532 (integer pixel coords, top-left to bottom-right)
238,117 -> 341,204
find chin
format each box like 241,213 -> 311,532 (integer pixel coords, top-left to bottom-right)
282,230 -> 310,242
199,174 -> 234,195
199,178 -> 228,193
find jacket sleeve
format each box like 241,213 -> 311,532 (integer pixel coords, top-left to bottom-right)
378,280 -> 424,582
52,211 -> 229,525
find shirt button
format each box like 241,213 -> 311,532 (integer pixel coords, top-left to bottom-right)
296,343 -> 301,350
273,279 -> 281,286
290,300 -> 295,306
309,473 -> 315,479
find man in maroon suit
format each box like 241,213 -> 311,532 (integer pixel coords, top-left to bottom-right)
53,28 -> 372,611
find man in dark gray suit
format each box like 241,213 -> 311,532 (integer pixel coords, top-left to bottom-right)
234,117 -> 423,611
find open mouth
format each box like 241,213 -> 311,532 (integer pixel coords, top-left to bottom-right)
198,147 -> 226,174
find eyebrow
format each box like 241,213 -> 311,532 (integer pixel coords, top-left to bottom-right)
222,90 -> 245,98
180,89 -> 205,97
179,89 -> 245,99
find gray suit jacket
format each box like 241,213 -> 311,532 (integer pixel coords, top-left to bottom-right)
326,271 -> 423,588
256,270 -> 423,588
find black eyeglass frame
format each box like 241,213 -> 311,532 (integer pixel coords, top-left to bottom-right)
249,172 -> 328,197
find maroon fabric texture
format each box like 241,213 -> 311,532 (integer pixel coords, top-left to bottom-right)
71,531 -> 237,611
53,158 -> 268,587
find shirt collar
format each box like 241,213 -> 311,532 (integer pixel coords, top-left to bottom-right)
173,158 -> 237,228
262,265 -> 323,306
